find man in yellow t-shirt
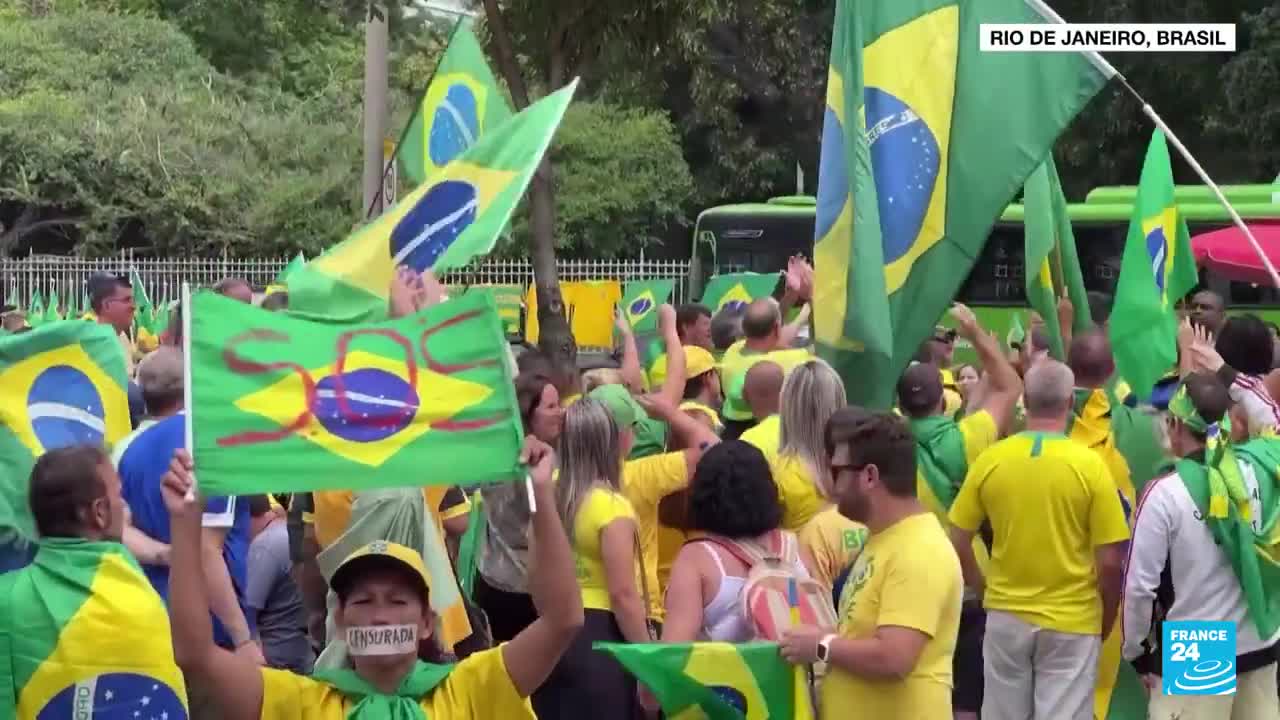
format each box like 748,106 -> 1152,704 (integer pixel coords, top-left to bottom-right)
949,360 -> 1129,720
900,303 -> 1022,719
718,299 -> 811,439
781,410 -> 962,720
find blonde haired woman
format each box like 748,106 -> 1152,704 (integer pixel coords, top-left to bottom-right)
742,358 -> 867,591
533,398 -> 650,720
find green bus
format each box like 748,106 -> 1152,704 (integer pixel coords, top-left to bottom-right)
690,189 -> 1280,361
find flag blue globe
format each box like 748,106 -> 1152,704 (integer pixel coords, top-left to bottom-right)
314,368 -> 419,443
429,83 -> 481,168
390,180 -> 479,272
864,87 -> 941,264
27,365 -> 106,450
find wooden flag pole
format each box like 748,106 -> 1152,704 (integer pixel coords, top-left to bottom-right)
182,282 -> 197,502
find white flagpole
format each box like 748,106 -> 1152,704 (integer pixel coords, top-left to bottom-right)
182,282 -> 197,502
1026,0 -> 1280,288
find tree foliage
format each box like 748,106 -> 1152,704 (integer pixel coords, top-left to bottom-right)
0,8 -> 360,256
501,101 -> 693,258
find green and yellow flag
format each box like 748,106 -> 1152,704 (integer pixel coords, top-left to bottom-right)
1108,130 -> 1199,401
130,268 -> 156,336
43,289 -> 62,324
288,81 -> 578,323
275,251 -> 306,286
0,539 -> 188,718
699,273 -> 779,315
397,20 -> 513,187
1023,155 -> 1091,360
813,0 -> 1111,408
0,322 -> 132,549
188,289 -> 524,496
596,642 -> 813,720
621,279 -> 675,333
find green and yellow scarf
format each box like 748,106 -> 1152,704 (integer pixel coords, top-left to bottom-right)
909,416 -> 968,510
1169,383 -> 1280,638
313,661 -> 454,720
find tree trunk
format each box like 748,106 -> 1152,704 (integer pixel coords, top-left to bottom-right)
528,158 -> 575,368
481,0 -> 576,369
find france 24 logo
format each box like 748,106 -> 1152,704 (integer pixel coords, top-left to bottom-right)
1163,621 -> 1236,695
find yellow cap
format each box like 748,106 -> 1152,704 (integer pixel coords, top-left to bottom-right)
330,540 -> 431,599
650,346 -> 718,388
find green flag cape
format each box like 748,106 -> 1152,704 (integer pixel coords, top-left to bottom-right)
42,289 -> 61,324
188,289 -> 524,496
288,81 -> 577,323
699,273 -> 779,314
1170,386 -> 1280,637
26,290 -> 44,328
909,415 -> 968,510
812,0 -> 1110,409
0,539 -> 189,717
397,20 -> 514,187
596,641 -> 813,720
621,279 -> 675,334
1108,130 -> 1198,401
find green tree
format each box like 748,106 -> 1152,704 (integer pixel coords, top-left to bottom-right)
0,9 -> 361,257
503,102 -> 693,258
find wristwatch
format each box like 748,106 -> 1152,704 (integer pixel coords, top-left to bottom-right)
816,634 -> 837,663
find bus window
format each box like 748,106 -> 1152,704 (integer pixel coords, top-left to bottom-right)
956,225 -> 1027,304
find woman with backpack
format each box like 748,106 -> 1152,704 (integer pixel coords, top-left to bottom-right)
532,398 -> 651,720
659,441 -> 836,645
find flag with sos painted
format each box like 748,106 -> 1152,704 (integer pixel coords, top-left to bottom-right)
288,81 -> 578,323
188,289 -> 524,496
0,322 -> 132,552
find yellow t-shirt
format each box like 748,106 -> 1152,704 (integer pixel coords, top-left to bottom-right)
719,340 -> 811,421
657,523 -> 687,595
573,487 -> 641,611
622,451 -> 690,620
823,512 -> 962,720
948,432 -> 1131,635
940,368 -> 962,418
259,645 -> 534,719
742,414 -> 827,530
796,505 -> 867,591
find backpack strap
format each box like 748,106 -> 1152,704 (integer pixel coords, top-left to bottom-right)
698,535 -> 761,570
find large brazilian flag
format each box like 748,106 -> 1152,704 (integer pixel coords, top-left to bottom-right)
0,323 -> 132,570
813,0 -> 1111,408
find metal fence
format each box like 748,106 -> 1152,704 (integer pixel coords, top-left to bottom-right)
0,253 -> 694,309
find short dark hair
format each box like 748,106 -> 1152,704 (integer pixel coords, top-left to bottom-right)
676,304 -> 711,331
897,363 -> 943,418
1182,372 -> 1232,436
247,494 -> 272,518
214,277 -> 251,296
1068,328 -> 1114,387
515,372 -> 556,434
688,441 -> 782,537
1217,314 -> 1273,377
682,371 -> 714,401
29,445 -> 110,538
824,410 -> 917,497
260,292 -> 289,312
87,272 -> 129,313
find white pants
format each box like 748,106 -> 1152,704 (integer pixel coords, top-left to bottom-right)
981,610 -> 1100,720
1147,663 -> 1280,720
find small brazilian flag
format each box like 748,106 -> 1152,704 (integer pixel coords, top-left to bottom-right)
1109,130 -> 1199,401
621,279 -> 674,333
26,290 -> 44,328
0,323 -> 132,550
596,642 -> 813,720
288,81 -> 578,323
700,273 -> 780,315
397,20 -> 514,187
275,251 -> 306,285
188,289 -> 525,496
0,539 -> 189,718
